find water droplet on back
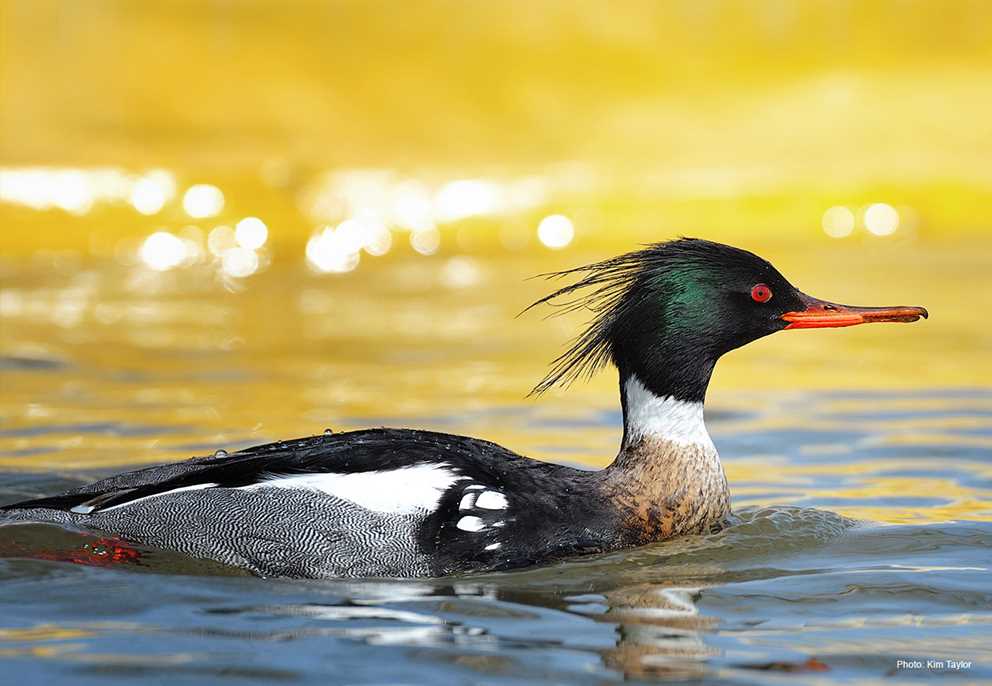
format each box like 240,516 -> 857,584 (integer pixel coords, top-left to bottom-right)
213,449 -> 228,458
324,428 -> 334,436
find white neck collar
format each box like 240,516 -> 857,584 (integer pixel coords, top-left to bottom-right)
622,374 -> 714,450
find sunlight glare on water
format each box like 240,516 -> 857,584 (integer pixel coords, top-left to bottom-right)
537,213 -> 576,249
182,184 -> 225,220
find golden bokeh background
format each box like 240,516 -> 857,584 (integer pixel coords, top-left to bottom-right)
3,0 -> 992,249
1,1 -> 990,526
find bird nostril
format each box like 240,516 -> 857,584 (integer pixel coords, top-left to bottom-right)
823,303 -> 837,311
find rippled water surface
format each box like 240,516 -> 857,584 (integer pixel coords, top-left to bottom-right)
1,245 -> 990,684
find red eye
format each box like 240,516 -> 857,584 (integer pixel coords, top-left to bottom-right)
751,284 -> 773,303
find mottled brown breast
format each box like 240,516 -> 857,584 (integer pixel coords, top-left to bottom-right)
597,436 -> 730,545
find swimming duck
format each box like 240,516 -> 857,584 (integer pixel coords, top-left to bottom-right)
1,238 -> 927,578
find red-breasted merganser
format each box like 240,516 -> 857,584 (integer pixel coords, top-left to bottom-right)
1,239 -> 927,578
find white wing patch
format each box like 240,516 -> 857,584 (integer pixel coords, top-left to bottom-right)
456,516 -> 486,532
474,491 -> 508,510
458,487 -> 508,512
453,486 -> 509,535
250,463 -> 458,515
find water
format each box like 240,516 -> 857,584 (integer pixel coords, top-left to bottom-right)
1,246 -> 991,684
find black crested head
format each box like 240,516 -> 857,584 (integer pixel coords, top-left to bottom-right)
526,238 -> 804,402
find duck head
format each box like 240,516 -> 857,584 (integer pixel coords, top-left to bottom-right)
529,238 -> 927,403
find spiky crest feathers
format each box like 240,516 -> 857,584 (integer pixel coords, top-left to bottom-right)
525,238 -> 775,395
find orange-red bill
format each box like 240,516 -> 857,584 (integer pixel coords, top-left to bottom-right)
782,295 -> 928,330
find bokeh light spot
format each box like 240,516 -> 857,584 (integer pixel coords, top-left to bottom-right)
207,225 -> 237,257
864,203 -> 900,236
333,219 -> 368,255
306,226 -> 362,273
183,184 -> 225,219
130,170 -> 175,215
821,206 -> 855,238
349,216 -> 393,256
410,228 -> 441,255
140,231 -> 187,271
537,214 -> 574,249
221,247 -> 260,278
235,217 -> 268,250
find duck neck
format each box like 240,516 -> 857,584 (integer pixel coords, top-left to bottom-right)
620,378 -> 705,453
617,362 -> 714,453
601,370 -> 730,539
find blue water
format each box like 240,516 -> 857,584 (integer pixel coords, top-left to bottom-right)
2,388 -> 991,685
